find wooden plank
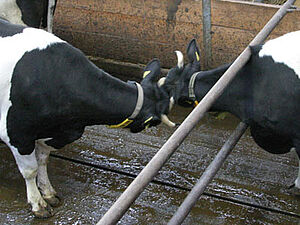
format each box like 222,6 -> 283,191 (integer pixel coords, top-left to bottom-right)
53,0 -> 300,72
54,6 -> 199,45
55,29 -> 186,70
54,0 -> 201,69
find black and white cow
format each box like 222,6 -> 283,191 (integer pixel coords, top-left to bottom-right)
168,33 -> 300,192
0,0 -> 56,28
0,18 -> 180,218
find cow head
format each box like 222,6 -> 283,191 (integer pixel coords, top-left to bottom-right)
166,39 -> 202,108
128,58 -> 183,133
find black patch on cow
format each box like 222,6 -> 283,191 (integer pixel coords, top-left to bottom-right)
7,43 -> 92,154
241,47 -> 300,154
6,41 -> 140,154
249,45 -> 263,55
250,123 -> 293,154
16,0 -> 57,28
0,18 -> 25,37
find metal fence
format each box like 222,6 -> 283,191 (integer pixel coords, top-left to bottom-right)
97,0 -> 296,224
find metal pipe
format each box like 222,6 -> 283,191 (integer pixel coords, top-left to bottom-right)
167,122 -> 248,225
202,0 -> 212,69
96,0 -> 295,224
47,0 -> 55,33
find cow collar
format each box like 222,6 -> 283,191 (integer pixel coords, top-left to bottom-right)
108,81 -> 144,128
188,72 -> 199,107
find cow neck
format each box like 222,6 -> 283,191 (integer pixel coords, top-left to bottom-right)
108,81 -> 144,128
192,63 -> 249,120
192,64 -> 231,109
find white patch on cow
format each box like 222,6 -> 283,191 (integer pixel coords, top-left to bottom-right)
259,31 -> 300,79
0,29 -> 65,213
0,28 -> 65,144
0,0 -> 26,26
9,145 -> 47,212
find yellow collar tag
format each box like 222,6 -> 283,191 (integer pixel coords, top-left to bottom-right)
107,118 -> 133,129
194,100 -> 199,107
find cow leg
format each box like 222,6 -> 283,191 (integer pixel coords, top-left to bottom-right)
289,158 -> 300,195
294,145 -> 300,189
289,141 -> 300,195
35,140 -> 60,207
295,160 -> 300,189
9,145 -> 53,218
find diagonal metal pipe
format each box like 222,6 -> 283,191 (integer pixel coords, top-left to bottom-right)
167,122 -> 248,225
202,0 -> 212,69
97,0 -> 296,224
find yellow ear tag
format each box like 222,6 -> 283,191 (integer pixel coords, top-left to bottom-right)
143,70 -> 151,78
194,101 -> 199,107
195,52 -> 200,61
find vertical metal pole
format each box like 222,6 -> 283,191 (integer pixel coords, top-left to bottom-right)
96,0 -> 295,224
167,122 -> 248,225
202,0 -> 212,69
47,0 -> 55,33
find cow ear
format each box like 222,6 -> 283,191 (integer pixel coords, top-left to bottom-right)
187,39 -> 201,63
141,59 -> 161,84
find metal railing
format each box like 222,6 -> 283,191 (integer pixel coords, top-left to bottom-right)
97,0 -> 296,224
167,122 -> 248,224
202,0 -> 212,69
47,0 -> 56,33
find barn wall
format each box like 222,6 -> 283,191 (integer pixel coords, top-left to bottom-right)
53,0 -> 300,78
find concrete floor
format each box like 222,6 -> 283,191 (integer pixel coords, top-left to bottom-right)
0,107 -> 299,224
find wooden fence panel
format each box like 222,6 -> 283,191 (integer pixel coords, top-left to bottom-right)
54,0 -> 300,77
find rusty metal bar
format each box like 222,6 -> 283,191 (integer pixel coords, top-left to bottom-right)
167,122 -> 248,225
202,0 -> 212,69
96,0 -> 295,224
47,0 -> 55,33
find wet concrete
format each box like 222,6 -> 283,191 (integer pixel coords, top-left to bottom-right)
0,106 -> 300,224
